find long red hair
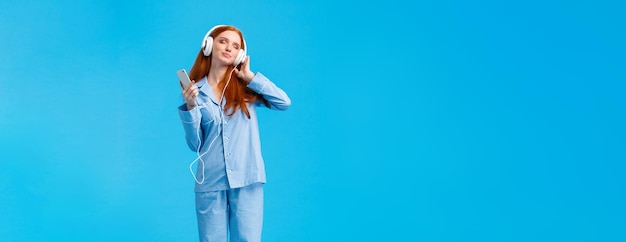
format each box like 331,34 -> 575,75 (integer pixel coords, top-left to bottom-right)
188,25 -> 268,118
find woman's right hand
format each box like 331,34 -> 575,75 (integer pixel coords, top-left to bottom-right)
181,80 -> 199,110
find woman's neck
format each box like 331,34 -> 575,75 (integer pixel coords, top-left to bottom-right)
207,63 -> 229,85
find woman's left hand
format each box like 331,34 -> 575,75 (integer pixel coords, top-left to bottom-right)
234,56 -> 254,83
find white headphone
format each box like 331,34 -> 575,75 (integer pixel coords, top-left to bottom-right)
201,25 -> 247,66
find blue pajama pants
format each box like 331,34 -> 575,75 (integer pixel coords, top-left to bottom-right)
195,183 -> 264,242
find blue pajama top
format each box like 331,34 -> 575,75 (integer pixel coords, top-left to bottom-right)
178,72 -> 290,192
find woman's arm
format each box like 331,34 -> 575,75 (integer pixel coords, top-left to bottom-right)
178,104 -> 204,151
247,72 -> 291,111
178,80 -> 204,151
235,56 -> 291,110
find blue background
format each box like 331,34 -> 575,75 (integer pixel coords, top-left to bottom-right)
1,0 -> 625,241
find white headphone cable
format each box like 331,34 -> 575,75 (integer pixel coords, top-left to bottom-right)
189,67 -> 236,184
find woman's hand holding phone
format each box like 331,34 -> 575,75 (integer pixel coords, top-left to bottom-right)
178,69 -> 198,110
182,80 -> 198,110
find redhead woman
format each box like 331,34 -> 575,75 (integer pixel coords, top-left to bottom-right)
178,25 -> 290,242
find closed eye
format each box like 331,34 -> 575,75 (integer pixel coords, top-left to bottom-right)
217,37 -> 241,49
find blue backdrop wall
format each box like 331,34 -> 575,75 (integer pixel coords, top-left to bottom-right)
1,0 -> 624,241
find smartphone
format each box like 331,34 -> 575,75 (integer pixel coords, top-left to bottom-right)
177,69 -> 192,88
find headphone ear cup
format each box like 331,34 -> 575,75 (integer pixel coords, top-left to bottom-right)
202,25 -> 225,57
202,37 -> 213,56
234,48 -> 246,66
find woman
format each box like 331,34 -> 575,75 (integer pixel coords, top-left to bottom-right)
178,25 -> 291,242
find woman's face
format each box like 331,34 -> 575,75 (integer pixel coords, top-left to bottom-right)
211,30 -> 242,66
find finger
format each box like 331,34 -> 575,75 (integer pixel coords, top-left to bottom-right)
187,89 -> 196,99
185,86 -> 195,97
185,82 -> 197,93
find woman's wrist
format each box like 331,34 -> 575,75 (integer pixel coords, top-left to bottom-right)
186,102 -> 197,110
244,72 -> 255,83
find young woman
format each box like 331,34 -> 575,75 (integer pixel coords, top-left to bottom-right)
178,25 -> 290,242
